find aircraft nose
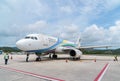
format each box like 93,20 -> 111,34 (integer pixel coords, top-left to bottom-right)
16,40 -> 25,50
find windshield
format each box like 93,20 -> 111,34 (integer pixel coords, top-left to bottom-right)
25,36 -> 38,40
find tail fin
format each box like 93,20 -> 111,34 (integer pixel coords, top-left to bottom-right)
76,37 -> 81,48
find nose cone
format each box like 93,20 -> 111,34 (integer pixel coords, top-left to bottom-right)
16,39 -> 26,50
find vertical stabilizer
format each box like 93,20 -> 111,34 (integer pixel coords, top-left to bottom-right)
76,37 -> 81,48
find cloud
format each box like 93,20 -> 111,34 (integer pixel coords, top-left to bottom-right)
27,20 -> 48,31
105,0 -> 120,10
82,24 -> 105,42
13,20 -> 50,36
81,20 -> 120,47
52,24 -> 80,42
0,20 -> 48,37
60,6 -> 73,13
64,24 -> 79,33
109,20 -> 120,42
0,0 -> 120,48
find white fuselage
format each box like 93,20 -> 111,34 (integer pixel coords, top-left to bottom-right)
16,34 -> 82,59
16,34 -> 75,52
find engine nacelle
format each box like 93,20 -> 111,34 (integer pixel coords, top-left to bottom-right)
69,49 -> 82,58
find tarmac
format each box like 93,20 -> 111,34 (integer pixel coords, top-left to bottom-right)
0,54 -> 119,81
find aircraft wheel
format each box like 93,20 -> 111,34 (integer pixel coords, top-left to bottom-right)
49,54 -> 52,58
36,57 -> 41,61
52,55 -> 57,59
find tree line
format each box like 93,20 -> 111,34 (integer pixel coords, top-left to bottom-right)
0,47 -> 21,52
0,47 -> 120,55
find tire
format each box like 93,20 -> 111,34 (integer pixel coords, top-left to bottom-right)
52,55 -> 57,59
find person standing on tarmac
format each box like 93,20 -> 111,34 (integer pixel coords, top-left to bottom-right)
26,53 -> 29,62
114,55 -> 118,61
4,52 -> 9,65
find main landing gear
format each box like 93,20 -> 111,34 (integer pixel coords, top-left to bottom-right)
36,56 -> 41,61
52,54 -> 57,59
72,56 -> 81,60
52,52 -> 57,59
49,53 -> 58,59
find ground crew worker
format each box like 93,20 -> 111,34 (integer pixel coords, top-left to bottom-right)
4,53 -> 9,65
114,55 -> 118,61
26,53 -> 29,62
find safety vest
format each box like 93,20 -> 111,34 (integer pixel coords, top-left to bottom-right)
4,54 -> 9,59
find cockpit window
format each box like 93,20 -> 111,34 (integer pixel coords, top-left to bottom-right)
25,36 -> 38,40
35,37 -> 37,40
31,37 -> 34,39
25,36 -> 30,39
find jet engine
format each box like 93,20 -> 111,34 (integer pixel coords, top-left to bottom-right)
69,49 -> 82,59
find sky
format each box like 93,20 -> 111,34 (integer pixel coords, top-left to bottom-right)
0,0 -> 120,48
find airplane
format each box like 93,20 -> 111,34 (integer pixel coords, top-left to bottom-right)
16,34 -> 110,61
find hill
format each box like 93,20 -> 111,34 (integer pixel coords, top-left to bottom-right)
0,47 -> 21,52
0,46 -> 120,55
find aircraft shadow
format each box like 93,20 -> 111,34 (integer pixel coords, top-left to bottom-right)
16,57 -> 115,63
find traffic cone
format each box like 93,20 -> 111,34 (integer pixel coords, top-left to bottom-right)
66,59 -> 68,63
94,58 -> 96,62
11,56 -> 13,60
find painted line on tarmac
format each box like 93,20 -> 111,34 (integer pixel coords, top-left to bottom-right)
94,63 -> 109,81
0,66 -> 64,81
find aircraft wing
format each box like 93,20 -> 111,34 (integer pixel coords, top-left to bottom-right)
56,45 -> 111,52
79,45 -> 111,49
55,46 -> 78,52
